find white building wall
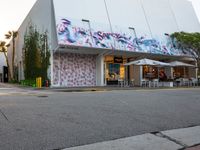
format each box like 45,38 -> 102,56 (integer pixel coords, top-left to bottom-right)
142,0 -> 179,36
0,53 -> 6,73
54,0 -> 109,24
105,0 -> 152,37
8,0 -> 55,81
170,0 -> 200,32
54,0 -> 200,37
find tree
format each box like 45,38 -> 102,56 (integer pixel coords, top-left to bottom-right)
5,31 -> 18,80
23,25 -> 50,81
170,32 -> 200,75
0,41 -> 11,80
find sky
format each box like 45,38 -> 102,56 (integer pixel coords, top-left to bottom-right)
0,0 -> 199,41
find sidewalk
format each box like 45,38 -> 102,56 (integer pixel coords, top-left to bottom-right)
48,86 -> 200,93
63,126 -> 200,150
0,82 -> 200,92
0,82 -> 23,88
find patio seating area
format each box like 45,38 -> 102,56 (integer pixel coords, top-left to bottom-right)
118,78 -> 135,87
174,78 -> 199,87
117,77 -> 199,88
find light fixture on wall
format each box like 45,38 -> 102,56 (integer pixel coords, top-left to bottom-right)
82,18 -> 93,43
164,33 -> 170,36
82,19 -> 90,23
129,27 -> 138,45
164,33 -> 175,48
129,27 -> 137,37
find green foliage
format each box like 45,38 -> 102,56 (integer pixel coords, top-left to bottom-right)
170,32 -> 200,74
20,79 -> 36,87
5,30 -> 18,81
23,25 -> 50,81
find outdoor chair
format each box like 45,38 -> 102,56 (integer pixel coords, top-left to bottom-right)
182,78 -> 190,86
129,79 -> 135,87
141,79 -> 150,87
118,78 -> 124,87
174,78 -> 182,86
190,78 -> 198,86
123,80 -> 129,87
152,79 -> 159,87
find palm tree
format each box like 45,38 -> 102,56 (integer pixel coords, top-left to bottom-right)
5,31 -> 18,80
0,41 -> 11,80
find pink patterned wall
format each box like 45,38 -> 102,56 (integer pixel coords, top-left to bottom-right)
53,52 -> 96,87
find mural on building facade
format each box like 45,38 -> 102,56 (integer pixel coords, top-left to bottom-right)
53,53 -> 96,87
57,18 -> 189,56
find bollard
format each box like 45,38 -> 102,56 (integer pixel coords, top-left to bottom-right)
38,77 -> 42,88
36,77 -> 42,88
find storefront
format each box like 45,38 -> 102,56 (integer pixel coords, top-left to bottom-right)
9,0 -> 200,87
104,56 -> 126,85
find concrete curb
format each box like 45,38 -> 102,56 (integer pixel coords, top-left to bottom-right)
1,83 -> 200,92
63,126 -> 200,150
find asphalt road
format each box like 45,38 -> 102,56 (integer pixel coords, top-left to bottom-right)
0,87 -> 200,150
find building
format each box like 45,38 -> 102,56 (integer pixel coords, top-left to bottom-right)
8,0 -> 200,87
0,53 -> 7,82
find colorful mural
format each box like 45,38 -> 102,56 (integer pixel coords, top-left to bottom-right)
53,53 -> 96,87
56,18 -> 189,56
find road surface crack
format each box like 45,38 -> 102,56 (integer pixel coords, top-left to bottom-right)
151,132 -> 188,149
0,108 -> 9,122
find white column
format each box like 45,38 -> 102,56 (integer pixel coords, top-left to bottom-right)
50,50 -> 54,87
96,55 -> 104,86
165,67 -> 173,79
140,66 -> 143,85
58,49 -> 61,87
196,61 -> 198,79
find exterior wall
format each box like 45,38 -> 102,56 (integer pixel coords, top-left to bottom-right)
0,53 -> 6,73
0,53 -> 6,82
53,52 -> 96,87
142,0 -> 179,35
105,0 -> 152,37
7,0 -> 54,81
54,0 -> 200,57
170,0 -> 200,32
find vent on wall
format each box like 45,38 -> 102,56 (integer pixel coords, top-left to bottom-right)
59,45 -> 79,50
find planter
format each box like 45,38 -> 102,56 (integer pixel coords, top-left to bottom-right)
159,81 -> 174,87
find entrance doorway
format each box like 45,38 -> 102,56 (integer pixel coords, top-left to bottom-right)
104,56 -> 126,85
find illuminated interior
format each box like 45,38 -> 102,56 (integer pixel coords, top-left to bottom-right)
104,56 -> 125,84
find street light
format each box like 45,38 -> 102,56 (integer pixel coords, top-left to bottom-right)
164,33 -> 175,48
129,27 -> 138,45
82,19 -> 93,43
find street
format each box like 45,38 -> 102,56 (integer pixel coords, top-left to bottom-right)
0,86 -> 200,150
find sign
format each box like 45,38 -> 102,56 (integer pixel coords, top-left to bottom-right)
114,57 -> 123,63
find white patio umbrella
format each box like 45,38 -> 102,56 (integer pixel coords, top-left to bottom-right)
169,61 -> 195,78
124,58 -> 171,66
124,58 -> 171,79
169,61 -> 195,67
